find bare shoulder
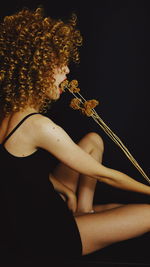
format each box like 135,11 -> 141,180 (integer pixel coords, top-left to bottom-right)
33,114 -> 72,147
32,114 -> 68,147
14,113 -> 57,143
33,114 -> 103,178
33,113 -> 82,162
33,114 -> 57,129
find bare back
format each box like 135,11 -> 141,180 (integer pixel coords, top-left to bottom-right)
0,112 -> 42,157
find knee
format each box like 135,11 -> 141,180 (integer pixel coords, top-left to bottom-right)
138,203 -> 150,221
85,132 -> 104,152
142,204 -> 150,229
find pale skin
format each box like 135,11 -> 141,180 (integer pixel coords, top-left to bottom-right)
0,66 -> 150,256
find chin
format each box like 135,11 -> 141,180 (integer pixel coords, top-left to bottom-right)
53,94 -> 60,100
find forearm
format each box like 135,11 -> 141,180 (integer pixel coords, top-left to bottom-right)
40,122 -> 149,196
95,166 -> 150,195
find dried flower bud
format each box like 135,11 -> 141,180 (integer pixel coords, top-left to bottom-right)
60,80 -> 69,91
69,80 -> 78,88
69,87 -> 80,93
84,99 -> 99,109
81,107 -> 94,117
70,98 -> 82,110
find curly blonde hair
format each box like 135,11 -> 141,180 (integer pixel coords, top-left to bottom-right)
0,7 -> 82,116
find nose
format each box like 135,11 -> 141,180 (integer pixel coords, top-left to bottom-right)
65,65 -> 70,74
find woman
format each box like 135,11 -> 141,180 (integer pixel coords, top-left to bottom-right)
0,7 -> 150,263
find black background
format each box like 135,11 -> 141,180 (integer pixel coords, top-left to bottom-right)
1,0 -> 150,264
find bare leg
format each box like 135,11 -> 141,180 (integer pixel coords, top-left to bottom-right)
74,203 -> 125,216
77,133 -> 104,213
51,132 -> 104,213
74,203 -> 150,255
93,203 -> 125,213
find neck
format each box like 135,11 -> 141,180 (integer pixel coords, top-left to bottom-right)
0,104 -> 41,123
16,106 -> 40,115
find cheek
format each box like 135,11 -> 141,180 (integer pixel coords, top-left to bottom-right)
56,74 -> 62,82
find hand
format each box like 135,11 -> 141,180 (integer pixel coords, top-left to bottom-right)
50,174 -> 77,213
66,190 -> 77,213
58,189 -> 77,213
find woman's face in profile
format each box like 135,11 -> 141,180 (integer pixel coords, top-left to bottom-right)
49,65 -> 70,100
54,65 -> 70,88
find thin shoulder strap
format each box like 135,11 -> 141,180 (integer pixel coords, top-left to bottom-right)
1,112 -> 40,146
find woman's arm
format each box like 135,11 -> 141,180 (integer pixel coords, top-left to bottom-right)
34,116 -> 150,196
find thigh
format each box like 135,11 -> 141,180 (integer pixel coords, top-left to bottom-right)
51,132 -> 103,193
74,203 -> 150,255
93,203 -> 124,213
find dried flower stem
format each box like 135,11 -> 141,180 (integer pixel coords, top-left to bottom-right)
60,80 -> 150,185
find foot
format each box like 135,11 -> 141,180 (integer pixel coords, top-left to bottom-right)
73,208 -> 95,216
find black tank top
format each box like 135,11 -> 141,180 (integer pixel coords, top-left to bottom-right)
0,113 -> 82,264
